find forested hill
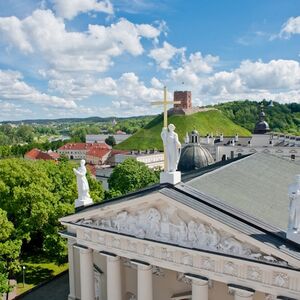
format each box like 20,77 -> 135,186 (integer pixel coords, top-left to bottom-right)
213,100 -> 300,135
115,110 -> 251,151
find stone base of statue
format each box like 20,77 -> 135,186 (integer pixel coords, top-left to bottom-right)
160,171 -> 181,185
75,197 -> 93,209
287,228 -> 300,244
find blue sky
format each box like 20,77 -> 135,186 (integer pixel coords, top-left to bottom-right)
0,0 -> 299,121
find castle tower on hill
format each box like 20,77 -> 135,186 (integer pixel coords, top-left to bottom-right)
174,91 -> 192,110
169,90 -> 205,116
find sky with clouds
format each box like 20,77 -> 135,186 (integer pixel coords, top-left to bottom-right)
0,0 -> 299,121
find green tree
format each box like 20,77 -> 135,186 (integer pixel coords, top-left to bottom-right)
0,159 -> 104,263
105,135 -> 116,147
0,209 -> 22,297
108,158 -> 159,195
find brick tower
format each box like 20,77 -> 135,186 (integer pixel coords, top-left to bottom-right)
173,91 -> 192,109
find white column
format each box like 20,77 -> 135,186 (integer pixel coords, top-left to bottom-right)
185,274 -> 208,300
228,285 -> 254,300
106,255 -> 122,300
67,240 -> 76,300
137,264 -> 153,300
77,246 -> 95,300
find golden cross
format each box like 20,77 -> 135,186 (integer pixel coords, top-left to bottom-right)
151,86 -> 180,128
151,86 -> 180,170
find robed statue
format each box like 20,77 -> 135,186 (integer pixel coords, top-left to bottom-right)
73,159 -> 93,207
288,175 -> 300,233
161,124 -> 181,172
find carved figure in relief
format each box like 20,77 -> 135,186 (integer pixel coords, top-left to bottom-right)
220,237 -> 243,255
206,226 -> 220,248
179,221 -> 187,242
80,206 -> 288,267
187,221 -> 198,244
114,211 -> 128,232
274,273 -> 288,287
146,208 -> 161,237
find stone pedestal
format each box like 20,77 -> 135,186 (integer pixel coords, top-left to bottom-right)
160,171 -> 181,185
75,197 -> 93,208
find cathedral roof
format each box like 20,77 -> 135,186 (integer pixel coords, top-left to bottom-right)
62,153 -> 300,267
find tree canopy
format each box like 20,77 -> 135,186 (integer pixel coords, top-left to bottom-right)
108,158 -> 159,195
0,159 -> 104,264
0,209 -> 21,296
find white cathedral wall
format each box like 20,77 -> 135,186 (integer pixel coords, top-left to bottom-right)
73,250 -> 272,300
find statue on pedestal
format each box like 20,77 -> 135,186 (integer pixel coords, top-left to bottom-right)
288,175 -> 300,233
161,124 -> 181,172
73,159 -> 93,208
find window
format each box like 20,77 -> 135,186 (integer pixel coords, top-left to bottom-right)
291,154 -> 295,160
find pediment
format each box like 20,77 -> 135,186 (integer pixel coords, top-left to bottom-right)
60,190 -> 298,268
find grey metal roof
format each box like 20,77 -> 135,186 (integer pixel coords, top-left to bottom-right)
185,153 -> 299,230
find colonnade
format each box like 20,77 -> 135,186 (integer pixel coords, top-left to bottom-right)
67,241 -> 286,300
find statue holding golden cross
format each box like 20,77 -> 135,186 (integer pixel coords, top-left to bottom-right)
152,86 -> 181,170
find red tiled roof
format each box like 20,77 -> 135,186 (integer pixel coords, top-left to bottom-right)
25,148 -> 60,160
58,143 -> 110,151
86,164 -> 96,176
86,148 -> 111,158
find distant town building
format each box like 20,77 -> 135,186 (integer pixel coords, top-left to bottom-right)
58,143 -> 110,160
86,134 -> 131,144
96,166 -> 114,190
86,147 -> 111,165
199,105 -> 300,162
24,148 -> 60,161
114,150 -> 164,169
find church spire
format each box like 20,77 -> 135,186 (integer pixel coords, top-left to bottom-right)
253,103 -> 270,134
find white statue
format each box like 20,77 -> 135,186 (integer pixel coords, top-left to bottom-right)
288,175 -> 300,233
161,124 -> 181,172
73,159 -> 93,207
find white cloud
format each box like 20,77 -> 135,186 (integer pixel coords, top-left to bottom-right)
52,0 -> 113,20
279,16 -> 300,38
171,52 -> 219,85
198,59 -> 300,104
0,70 -> 76,109
149,41 -> 185,69
47,71 -> 164,116
0,10 -> 161,73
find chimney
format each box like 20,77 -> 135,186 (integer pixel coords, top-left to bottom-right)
235,133 -> 239,142
220,133 -> 224,142
287,175 -> 300,244
206,134 -> 210,144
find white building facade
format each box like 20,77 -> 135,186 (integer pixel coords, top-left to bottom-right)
60,183 -> 300,300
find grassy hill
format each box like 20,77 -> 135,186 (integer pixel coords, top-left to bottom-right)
115,109 -> 251,151
213,100 -> 300,135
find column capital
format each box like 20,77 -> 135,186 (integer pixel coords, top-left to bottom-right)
73,244 -> 92,254
131,259 -> 152,271
228,284 -> 255,298
185,273 -> 209,286
99,250 -> 120,262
